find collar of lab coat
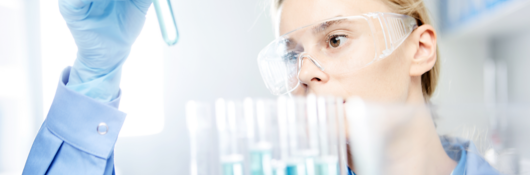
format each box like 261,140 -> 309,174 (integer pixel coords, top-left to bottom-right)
441,136 -> 500,175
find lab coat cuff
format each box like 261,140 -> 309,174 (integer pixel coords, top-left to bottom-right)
45,67 -> 126,159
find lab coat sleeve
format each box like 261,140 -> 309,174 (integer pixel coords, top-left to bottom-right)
23,67 -> 126,175
465,142 -> 500,175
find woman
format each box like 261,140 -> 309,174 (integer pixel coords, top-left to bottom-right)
23,0 -> 497,174
257,0 -> 498,174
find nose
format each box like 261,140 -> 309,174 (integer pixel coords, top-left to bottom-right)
298,55 -> 329,88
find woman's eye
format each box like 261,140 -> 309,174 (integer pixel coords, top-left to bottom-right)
284,52 -> 299,62
328,35 -> 347,48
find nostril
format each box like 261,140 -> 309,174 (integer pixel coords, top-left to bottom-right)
312,77 -> 321,81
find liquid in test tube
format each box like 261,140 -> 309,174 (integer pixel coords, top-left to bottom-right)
314,97 -> 340,175
153,0 -> 179,45
222,156 -> 244,175
314,157 -> 339,175
247,99 -> 274,175
250,145 -> 273,175
217,99 -> 246,175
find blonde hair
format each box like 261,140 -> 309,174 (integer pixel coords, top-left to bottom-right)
271,0 -> 440,100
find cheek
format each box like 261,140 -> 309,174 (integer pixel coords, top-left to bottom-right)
334,51 -> 411,102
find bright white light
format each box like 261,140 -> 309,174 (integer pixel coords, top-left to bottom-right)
119,6 -> 165,137
40,0 -> 77,118
40,4 -> 166,137
0,1 -> 21,10
216,99 -> 227,131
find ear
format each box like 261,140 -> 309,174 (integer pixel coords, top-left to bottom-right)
409,25 -> 437,77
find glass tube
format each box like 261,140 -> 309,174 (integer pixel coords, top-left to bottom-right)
281,95 -> 321,175
314,96 -> 340,175
216,99 -> 246,175
245,98 -> 274,175
187,96 -> 349,175
186,101 -> 219,175
153,0 -> 179,46
273,96 -> 289,175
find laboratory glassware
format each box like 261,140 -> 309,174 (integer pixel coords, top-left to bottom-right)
182,97 -> 530,174
216,99 -> 250,175
345,98 -> 426,175
186,96 -> 348,175
187,101 -> 220,175
314,96 -> 346,175
153,0 -> 179,45
275,95 -> 344,175
244,98 -> 276,175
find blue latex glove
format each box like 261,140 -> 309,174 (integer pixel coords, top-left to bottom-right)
60,0 -> 152,102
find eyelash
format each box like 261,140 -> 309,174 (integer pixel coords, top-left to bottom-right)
285,51 -> 299,61
327,34 -> 348,45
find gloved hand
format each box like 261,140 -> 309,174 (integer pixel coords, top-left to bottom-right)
59,0 -> 152,102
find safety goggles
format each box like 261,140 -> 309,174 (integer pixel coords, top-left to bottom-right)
257,12 -> 418,96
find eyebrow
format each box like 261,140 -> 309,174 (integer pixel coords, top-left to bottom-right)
312,15 -> 345,34
283,15 -> 345,48
283,38 -> 299,51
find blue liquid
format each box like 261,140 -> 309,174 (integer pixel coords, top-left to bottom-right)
285,163 -> 306,175
251,150 -> 272,175
272,168 -> 285,175
153,0 -> 179,46
304,157 -> 316,175
222,162 -> 243,175
314,162 -> 339,175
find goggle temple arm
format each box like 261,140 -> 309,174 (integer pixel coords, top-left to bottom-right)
366,13 -> 419,60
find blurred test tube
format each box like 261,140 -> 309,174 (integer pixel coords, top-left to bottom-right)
315,97 -> 341,175
217,99 -> 246,175
273,96 -> 289,175
153,0 -> 179,45
188,96 -> 348,175
244,98 -> 275,175
186,101 -> 219,175
280,95 -> 321,175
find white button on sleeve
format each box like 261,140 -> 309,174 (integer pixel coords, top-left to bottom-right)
97,123 -> 109,135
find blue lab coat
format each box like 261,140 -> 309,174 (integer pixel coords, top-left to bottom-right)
23,67 -> 125,175
22,67 -> 500,175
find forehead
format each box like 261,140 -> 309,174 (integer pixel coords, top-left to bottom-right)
279,0 -> 391,36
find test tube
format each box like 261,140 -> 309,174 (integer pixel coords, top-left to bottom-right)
186,101 -> 219,175
217,99 -> 251,175
216,99 -> 244,175
314,97 -> 340,175
153,0 -> 179,45
245,98 -> 275,175
345,98 -> 381,175
273,96 -> 289,175
284,97 -> 307,175
334,98 -> 348,175
280,95 -> 321,175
